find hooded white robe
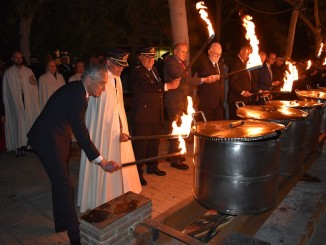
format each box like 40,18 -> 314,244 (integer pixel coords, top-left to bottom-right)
38,71 -> 65,111
77,70 -> 141,212
2,65 -> 40,150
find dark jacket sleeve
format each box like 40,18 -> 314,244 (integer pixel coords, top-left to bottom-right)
68,92 -> 100,161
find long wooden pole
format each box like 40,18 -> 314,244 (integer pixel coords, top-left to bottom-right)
122,152 -> 182,168
128,134 -> 188,141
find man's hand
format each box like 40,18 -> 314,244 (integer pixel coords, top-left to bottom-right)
97,160 -> 121,172
212,75 -> 220,81
166,78 -> 180,90
202,75 -> 219,84
202,76 -> 213,83
272,81 -> 280,87
241,90 -> 252,97
120,133 -> 129,142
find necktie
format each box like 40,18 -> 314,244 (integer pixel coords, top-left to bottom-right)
214,63 -> 220,75
180,62 -> 188,78
151,69 -> 159,82
268,66 -> 273,81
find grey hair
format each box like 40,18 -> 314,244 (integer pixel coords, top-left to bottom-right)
81,63 -> 106,81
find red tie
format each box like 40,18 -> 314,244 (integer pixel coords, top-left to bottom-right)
180,62 -> 188,78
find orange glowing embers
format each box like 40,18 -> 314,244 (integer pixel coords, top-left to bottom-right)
317,43 -> 324,58
196,1 -> 215,37
281,61 -> 299,92
241,15 -> 262,70
306,60 -> 312,70
171,96 -> 195,154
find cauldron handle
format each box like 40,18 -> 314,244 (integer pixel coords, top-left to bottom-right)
262,96 -> 270,104
192,111 -> 207,125
236,101 -> 245,108
278,122 -> 292,139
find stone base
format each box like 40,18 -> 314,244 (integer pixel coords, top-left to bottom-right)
80,191 -> 152,245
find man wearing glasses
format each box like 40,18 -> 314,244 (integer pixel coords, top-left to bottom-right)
197,42 -> 225,121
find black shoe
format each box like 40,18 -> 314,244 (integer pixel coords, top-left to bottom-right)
15,147 -> 26,157
140,178 -> 147,186
55,226 -> 67,233
70,240 -> 81,245
166,156 -> 186,162
147,168 -> 166,176
299,173 -> 321,182
171,161 -> 189,170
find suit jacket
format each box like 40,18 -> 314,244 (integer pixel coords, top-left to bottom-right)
27,81 -> 99,161
258,62 -> 273,91
163,55 -> 189,110
227,56 -> 252,105
197,56 -> 225,108
163,55 -> 202,109
272,63 -> 285,91
130,65 -> 165,124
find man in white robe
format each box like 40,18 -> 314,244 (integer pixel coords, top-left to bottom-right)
2,51 -> 40,152
77,49 -> 141,212
39,60 -> 65,111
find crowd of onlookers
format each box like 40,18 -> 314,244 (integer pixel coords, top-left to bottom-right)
1,45 -> 326,244
1,46 -> 326,155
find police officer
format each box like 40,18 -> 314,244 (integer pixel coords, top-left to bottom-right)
130,46 -> 180,185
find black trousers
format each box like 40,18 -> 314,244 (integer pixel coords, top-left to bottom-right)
30,140 -> 80,243
227,103 -> 241,120
132,122 -> 162,176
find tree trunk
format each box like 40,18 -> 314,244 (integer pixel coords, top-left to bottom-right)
283,0 -> 322,58
20,14 -> 34,64
215,0 -> 222,42
285,6 -> 300,59
167,0 -> 189,46
312,0 -> 322,57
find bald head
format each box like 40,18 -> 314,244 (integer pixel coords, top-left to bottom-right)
173,43 -> 188,62
11,51 -> 23,67
208,42 -> 222,63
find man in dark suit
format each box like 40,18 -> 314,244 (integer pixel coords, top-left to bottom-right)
227,45 -> 253,119
27,64 -> 120,245
164,43 -> 216,169
258,52 -> 279,91
257,52 -> 281,103
197,42 -> 225,121
251,50 -> 267,94
130,46 -> 180,186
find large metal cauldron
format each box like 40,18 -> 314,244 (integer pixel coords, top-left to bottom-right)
236,104 -> 308,176
264,99 -> 324,156
295,89 -> 326,133
192,120 -> 285,215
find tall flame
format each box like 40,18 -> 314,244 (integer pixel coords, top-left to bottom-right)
317,43 -> 324,57
241,15 -> 262,70
196,1 -> 215,37
323,57 -> 326,66
306,60 -> 312,70
281,61 -> 298,92
171,96 -> 195,154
